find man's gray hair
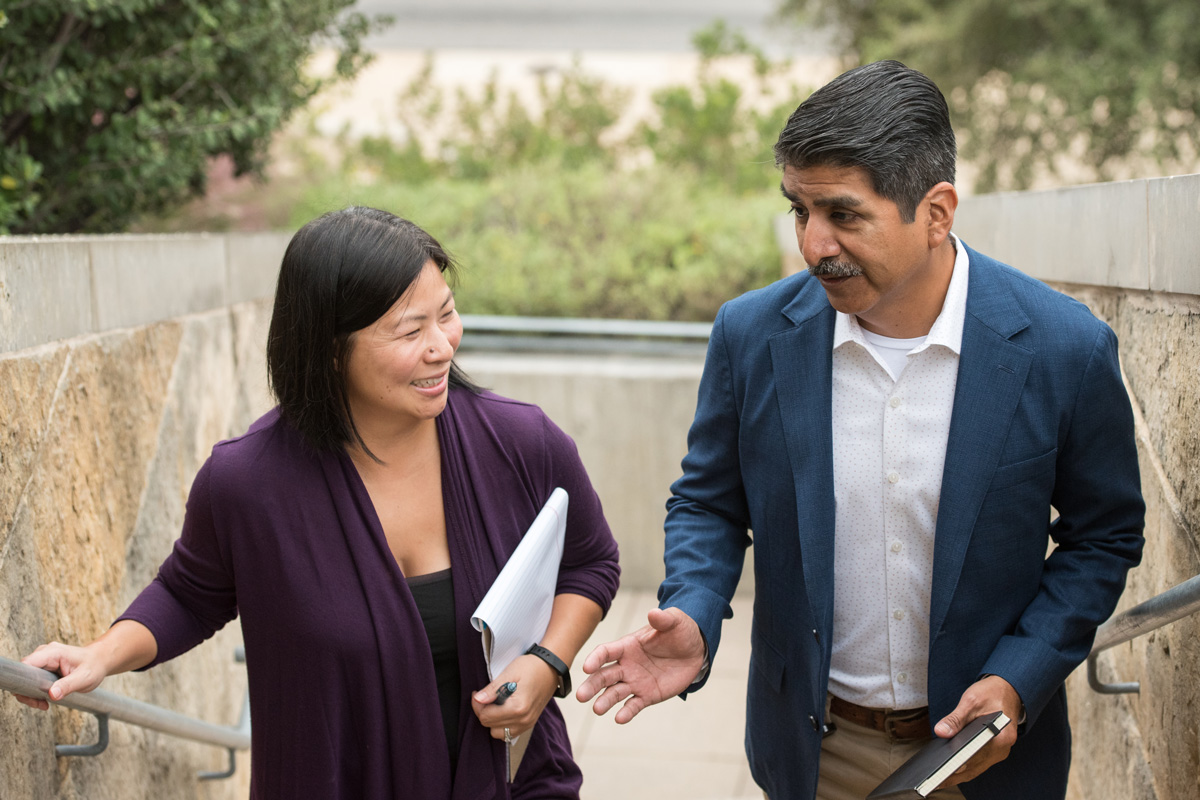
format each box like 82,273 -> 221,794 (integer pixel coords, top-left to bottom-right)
774,60 -> 956,222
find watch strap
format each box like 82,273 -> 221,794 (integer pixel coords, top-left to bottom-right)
525,644 -> 571,698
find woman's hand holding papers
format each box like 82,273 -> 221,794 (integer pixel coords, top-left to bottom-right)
473,592 -> 604,740
575,607 -> 707,724
473,654 -> 560,739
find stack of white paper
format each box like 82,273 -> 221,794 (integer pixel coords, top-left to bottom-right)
471,487 -> 568,680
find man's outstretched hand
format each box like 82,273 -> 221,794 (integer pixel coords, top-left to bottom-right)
574,607 -> 707,724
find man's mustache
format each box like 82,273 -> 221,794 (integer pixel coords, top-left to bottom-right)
808,258 -> 864,278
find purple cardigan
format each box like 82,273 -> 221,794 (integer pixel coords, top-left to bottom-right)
118,389 -> 621,799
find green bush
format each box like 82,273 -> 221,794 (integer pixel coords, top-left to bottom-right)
134,20 -> 803,320
299,22 -> 806,321
292,160 -> 783,321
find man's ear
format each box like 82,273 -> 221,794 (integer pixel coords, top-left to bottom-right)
924,181 -> 958,248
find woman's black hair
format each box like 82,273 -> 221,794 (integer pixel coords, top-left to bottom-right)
266,206 -> 481,455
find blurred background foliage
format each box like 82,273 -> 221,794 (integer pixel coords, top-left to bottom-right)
7,2 -> 1198,318
149,20 -> 804,321
0,0 -> 383,234
777,0 -> 1200,191
293,162 -> 784,321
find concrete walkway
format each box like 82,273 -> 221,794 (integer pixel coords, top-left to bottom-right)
559,589 -> 761,800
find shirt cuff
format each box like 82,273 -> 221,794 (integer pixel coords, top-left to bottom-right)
690,632 -> 711,685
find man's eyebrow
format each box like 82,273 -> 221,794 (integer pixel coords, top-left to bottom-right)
779,185 -> 863,209
812,195 -> 863,208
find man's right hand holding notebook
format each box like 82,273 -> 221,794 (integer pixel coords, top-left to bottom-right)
932,675 -> 1024,786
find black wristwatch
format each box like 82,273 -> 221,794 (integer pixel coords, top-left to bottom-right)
525,644 -> 571,698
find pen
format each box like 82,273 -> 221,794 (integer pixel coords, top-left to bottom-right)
494,681 -> 518,705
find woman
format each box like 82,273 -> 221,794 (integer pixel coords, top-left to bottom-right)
17,207 -> 621,798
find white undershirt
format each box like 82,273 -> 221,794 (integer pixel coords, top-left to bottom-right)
860,329 -> 927,381
827,234 -> 969,710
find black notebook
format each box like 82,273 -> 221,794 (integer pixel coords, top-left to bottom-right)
866,710 -> 1011,799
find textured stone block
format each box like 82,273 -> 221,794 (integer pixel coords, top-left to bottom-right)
0,515 -> 61,800
89,235 -> 227,331
122,313 -> 238,598
0,346 -> 69,560
0,238 -> 94,352
1,314 -> 251,800
1149,173 -> 1200,295
26,327 -> 181,644
1057,283 -> 1200,800
230,298 -> 275,430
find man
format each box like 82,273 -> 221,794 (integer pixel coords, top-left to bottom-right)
575,61 -> 1145,800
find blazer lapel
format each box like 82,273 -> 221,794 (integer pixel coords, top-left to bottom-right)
929,252 -> 1033,637
769,281 -> 837,630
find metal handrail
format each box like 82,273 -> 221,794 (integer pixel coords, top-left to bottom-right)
459,314 -> 712,356
462,314 -> 712,339
1087,572 -> 1200,694
0,651 -> 250,777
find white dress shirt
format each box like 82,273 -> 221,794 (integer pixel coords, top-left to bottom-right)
827,234 -> 970,710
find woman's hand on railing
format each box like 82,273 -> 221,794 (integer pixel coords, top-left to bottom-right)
14,620 -> 157,710
14,641 -> 111,710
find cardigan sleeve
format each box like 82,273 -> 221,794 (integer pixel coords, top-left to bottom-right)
115,456 -> 239,668
538,413 -> 621,617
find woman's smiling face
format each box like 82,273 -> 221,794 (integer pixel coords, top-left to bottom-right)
342,260 -> 463,431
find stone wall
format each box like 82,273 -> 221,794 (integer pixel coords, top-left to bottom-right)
1,234 -> 284,799
955,174 -> 1200,800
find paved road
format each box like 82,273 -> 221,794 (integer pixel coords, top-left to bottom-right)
354,0 -> 832,55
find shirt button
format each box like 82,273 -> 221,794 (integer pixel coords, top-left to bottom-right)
891,541 -> 902,554
897,672 -> 908,684
889,396 -> 901,408
887,472 -> 899,484
894,610 -> 905,621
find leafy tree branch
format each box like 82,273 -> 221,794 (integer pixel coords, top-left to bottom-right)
0,0 -> 388,232
777,0 -> 1200,190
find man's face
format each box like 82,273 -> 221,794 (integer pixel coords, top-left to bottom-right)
781,164 -> 948,335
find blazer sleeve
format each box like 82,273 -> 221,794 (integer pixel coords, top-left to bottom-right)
979,324 -> 1145,726
658,305 -> 753,689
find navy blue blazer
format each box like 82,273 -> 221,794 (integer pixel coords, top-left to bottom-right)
659,245 -> 1145,800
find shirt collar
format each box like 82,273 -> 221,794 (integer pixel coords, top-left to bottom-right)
832,233 -> 969,354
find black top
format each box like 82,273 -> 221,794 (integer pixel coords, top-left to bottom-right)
407,568 -> 462,773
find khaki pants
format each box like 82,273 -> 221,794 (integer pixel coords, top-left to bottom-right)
815,711 -> 966,800
762,710 -> 968,800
